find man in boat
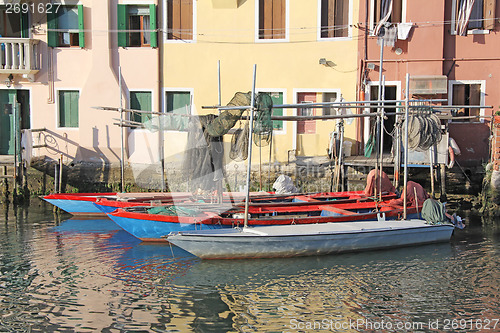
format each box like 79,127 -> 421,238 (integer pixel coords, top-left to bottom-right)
364,168 -> 396,197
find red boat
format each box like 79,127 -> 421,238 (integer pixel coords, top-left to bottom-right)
107,194 -> 408,242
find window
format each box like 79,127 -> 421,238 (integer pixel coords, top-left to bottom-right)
58,90 -> 79,128
0,6 -> 29,38
258,0 -> 286,40
451,82 -> 482,122
167,0 -> 193,41
297,92 -> 316,134
320,0 -> 349,38
48,5 -> 84,47
130,91 -> 152,126
118,4 -> 157,47
322,92 -> 338,116
260,91 -> 284,130
166,91 -> 191,130
453,0 -> 496,35
372,0 -> 402,34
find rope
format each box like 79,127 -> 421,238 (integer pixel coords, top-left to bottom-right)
406,113 -> 442,151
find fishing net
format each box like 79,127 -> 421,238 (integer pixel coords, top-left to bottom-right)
183,114 -> 225,192
147,205 -> 201,216
253,93 -> 273,147
205,92 -> 249,137
229,120 -> 249,161
405,113 -> 442,151
183,92 -> 273,192
224,92 -> 273,160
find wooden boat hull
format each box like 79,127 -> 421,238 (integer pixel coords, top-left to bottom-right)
108,200 -> 418,242
108,211 -> 225,242
94,190 -> 388,214
166,220 -> 455,259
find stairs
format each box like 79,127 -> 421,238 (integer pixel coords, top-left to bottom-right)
0,156 -> 16,181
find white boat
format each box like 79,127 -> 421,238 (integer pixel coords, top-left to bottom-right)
165,219 -> 455,259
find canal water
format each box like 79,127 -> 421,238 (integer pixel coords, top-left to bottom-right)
0,199 -> 499,332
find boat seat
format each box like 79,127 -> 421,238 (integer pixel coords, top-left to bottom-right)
321,205 -> 357,215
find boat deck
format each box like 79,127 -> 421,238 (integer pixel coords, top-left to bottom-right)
175,220 -> 449,237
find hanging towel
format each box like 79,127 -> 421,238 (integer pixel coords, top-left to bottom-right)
377,25 -> 397,47
397,22 -> 413,40
21,129 -> 33,167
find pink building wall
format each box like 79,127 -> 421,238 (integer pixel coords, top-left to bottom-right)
358,0 -> 500,166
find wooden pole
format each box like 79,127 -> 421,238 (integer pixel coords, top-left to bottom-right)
59,154 -> 63,194
440,163 -> 447,201
429,146 -> 435,197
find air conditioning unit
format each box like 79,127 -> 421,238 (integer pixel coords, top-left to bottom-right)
409,75 -> 448,95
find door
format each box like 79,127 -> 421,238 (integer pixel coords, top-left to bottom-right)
297,92 -> 316,134
370,85 -> 397,152
0,89 -> 16,155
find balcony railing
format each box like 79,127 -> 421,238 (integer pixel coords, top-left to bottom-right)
0,38 -> 40,76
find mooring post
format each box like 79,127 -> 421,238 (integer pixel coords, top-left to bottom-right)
440,164 -> 447,201
1,166 -> 8,203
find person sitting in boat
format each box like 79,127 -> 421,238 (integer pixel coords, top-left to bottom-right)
364,169 -> 396,197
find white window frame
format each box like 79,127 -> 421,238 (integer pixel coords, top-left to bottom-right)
162,0 -> 197,43
255,0 -> 290,43
363,81 -> 401,145
55,88 -> 81,130
447,79 -> 486,123
317,0 -> 353,41
163,87 -> 193,132
369,0 -> 407,35
450,0 -> 491,35
128,89 -> 155,131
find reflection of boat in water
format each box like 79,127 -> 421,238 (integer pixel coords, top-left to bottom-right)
166,219 -> 455,259
172,241 -> 455,287
50,218 -> 124,233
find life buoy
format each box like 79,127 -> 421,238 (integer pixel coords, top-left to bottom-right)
448,146 -> 455,169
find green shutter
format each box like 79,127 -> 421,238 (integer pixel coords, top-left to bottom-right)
21,13 -> 30,38
59,91 -> 79,128
167,92 -> 190,129
149,4 -> 157,48
78,5 -> 85,48
130,92 -> 152,124
117,4 -> 128,47
0,90 -> 17,155
47,11 -> 58,47
271,92 -> 283,130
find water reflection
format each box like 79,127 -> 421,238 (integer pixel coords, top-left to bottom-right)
0,200 -> 498,332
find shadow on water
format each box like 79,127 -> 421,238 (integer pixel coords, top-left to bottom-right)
0,199 -> 498,332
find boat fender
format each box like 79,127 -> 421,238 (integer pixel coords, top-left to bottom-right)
447,146 -> 455,169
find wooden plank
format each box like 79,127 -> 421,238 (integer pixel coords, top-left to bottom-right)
293,195 -> 321,202
321,205 -> 357,215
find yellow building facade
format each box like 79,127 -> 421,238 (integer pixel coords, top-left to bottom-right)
161,0 -> 360,164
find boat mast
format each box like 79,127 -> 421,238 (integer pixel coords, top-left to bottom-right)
244,65 -> 257,228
